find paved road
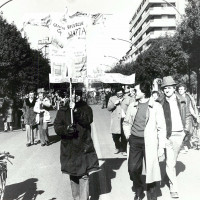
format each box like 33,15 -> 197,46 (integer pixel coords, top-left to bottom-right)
0,106 -> 200,200
92,105 -> 200,200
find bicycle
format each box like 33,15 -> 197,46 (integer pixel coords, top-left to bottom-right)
0,152 -> 14,200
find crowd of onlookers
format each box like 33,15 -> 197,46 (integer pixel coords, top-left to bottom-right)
0,90 -> 69,147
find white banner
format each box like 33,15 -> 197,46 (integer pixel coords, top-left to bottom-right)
49,74 -> 83,83
24,11 -> 108,83
88,73 -> 135,84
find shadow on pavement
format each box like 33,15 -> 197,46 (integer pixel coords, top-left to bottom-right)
158,160 -> 186,197
89,158 -> 126,200
4,178 -> 44,200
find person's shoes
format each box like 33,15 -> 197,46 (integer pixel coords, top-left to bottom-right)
114,148 -> 120,154
170,192 -> 179,198
180,149 -> 187,154
45,141 -> 50,146
134,195 -> 143,200
41,144 -> 46,147
134,192 -> 145,200
121,152 -> 127,156
26,143 -> 31,147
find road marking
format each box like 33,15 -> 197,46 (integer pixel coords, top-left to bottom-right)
92,122 -> 111,200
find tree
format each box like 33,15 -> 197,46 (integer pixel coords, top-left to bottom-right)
0,14 -> 50,99
176,0 -> 200,104
108,36 -> 188,86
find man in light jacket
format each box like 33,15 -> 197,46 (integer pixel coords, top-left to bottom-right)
34,92 -> 51,146
123,81 -> 166,200
107,87 -> 132,155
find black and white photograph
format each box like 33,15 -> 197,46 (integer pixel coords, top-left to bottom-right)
0,0 -> 200,199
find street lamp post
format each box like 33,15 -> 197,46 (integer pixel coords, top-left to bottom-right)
161,0 -> 182,17
104,55 -> 120,61
37,40 -> 51,89
0,0 -> 13,9
111,37 -> 140,54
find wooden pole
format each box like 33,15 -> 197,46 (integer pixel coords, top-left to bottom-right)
69,78 -> 73,124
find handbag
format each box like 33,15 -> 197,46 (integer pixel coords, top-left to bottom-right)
44,111 -> 51,122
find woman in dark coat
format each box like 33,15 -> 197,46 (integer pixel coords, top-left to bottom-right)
54,89 -> 99,200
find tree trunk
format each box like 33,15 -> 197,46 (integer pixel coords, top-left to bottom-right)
197,68 -> 200,106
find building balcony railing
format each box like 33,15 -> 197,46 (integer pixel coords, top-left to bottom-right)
130,6 -> 177,36
131,18 -> 176,43
129,29 -> 176,56
130,0 -> 177,30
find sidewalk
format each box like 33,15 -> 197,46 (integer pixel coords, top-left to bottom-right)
91,105 -> 200,200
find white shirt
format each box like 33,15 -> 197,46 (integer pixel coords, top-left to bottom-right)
166,94 -> 183,132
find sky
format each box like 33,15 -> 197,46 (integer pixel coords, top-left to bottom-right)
0,0 -> 140,72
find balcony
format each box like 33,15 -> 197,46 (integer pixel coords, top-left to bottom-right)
130,0 -> 176,31
129,29 -> 176,56
131,18 -> 176,43
130,6 -> 177,37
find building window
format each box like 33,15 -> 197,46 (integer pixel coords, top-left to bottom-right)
168,15 -> 176,19
168,27 -> 176,30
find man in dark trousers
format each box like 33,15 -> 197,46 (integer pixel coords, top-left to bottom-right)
54,88 -> 99,200
123,81 -> 166,200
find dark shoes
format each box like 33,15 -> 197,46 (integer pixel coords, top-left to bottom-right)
26,143 -> 31,147
134,192 -> 145,200
41,142 -> 49,147
134,195 -> 143,200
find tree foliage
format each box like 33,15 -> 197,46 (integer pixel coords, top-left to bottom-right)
176,0 -> 200,104
109,36 -> 188,85
0,14 -> 50,99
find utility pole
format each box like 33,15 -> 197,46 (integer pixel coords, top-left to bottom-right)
38,37 -> 51,89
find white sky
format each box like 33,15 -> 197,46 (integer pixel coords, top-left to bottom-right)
0,0 -> 140,72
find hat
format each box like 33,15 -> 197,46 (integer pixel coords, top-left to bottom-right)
161,76 -> 177,88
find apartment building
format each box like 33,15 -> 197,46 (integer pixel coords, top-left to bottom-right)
127,0 -> 187,61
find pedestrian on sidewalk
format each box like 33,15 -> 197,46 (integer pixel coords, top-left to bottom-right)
34,92 -> 51,147
2,97 -> 14,132
123,81 -> 166,200
100,90 -> 106,109
22,91 -> 38,147
157,76 -> 191,198
54,88 -> 99,200
177,83 -> 200,151
107,87 -> 132,155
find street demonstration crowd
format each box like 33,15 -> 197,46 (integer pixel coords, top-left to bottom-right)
53,76 -> 200,200
0,76 -> 200,200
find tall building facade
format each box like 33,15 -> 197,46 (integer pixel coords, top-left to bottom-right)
127,0 -> 187,61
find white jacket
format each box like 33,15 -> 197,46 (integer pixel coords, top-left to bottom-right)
34,97 -> 51,123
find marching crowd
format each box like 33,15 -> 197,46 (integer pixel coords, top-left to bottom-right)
0,75 -> 200,200
53,75 -> 200,200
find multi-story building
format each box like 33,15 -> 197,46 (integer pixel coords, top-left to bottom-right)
127,0 -> 187,61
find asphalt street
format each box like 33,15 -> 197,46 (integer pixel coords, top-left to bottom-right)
0,105 -> 200,200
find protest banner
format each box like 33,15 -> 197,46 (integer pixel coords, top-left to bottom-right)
88,73 -> 135,84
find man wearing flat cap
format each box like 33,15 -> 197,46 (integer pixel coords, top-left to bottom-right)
157,76 -> 191,198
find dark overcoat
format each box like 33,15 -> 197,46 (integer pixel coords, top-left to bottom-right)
22,98 -> 37,126
54,100 -> 99,176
